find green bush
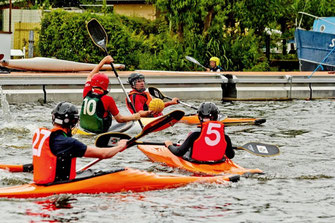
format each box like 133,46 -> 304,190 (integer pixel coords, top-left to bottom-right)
38,9 -> 268,71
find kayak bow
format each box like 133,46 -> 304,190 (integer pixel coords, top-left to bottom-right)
137,145 -> 263,176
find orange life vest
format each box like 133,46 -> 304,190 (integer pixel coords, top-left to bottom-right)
191,121 -> 227,162
32,127 -> 77,184
126,90 -> 152,113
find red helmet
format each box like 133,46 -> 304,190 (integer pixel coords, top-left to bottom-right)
91,73 -> 109,91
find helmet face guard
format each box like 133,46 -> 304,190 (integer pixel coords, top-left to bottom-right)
52,102 -> 79,129
128,73 -> 145,90
197,102 -> 220,122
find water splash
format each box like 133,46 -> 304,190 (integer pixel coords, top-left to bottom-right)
0,86 -> 12,122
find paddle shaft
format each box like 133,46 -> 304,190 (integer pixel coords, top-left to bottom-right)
87,18 -> 143,128
77,110 -> 184,172
185,56 -> 207,70
76,139 -> 137,172
94,131 -> 280,157
120,141 -> 276,156
149,87 -> 198,110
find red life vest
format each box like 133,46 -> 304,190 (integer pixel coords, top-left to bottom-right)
32,127 -> 77,184
126,90 -> 152,113
191,121 -> 227,162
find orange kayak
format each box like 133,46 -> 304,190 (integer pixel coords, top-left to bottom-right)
141,115 -> 266,126
137,145 -> 263,176
0,167 -> 239,198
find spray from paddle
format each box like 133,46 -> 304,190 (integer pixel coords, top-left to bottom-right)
0,86 -> 12,122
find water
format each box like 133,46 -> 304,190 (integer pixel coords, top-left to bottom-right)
0,99 -> 334,222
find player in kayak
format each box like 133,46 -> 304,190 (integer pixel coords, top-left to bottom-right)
164,102 -> 234,163
32,102 -> 128,185
80,56 -> 143,133
206,57 -> 223,72
126,73 -> 179,117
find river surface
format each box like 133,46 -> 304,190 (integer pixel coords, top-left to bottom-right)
0,99 -> 334,222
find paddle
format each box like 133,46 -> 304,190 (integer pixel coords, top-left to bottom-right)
185,56 -> 207,70
95,133 -> 280,157
86,18 -> 144,128
148,87 -> 198,110
0,54 -> 4,61
77,110 -> 185,172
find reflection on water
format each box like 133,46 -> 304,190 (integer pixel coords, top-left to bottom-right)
0,100 -> 334,222
25,195 -> 76,222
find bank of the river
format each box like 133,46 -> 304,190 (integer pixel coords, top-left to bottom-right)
1,70 -> 335,104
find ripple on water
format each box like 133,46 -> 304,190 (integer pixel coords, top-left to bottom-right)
0,100 -> 334,221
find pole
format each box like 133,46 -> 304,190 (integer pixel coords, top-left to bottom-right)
28,30 -> 34,58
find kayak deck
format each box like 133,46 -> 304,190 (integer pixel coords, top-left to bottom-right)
73,121 -> 135,136
137,145 -> 263,176
0,167 -> 239,198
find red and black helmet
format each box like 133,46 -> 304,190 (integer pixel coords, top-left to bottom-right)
91,73 -> 109,91
197,102 -> 220,122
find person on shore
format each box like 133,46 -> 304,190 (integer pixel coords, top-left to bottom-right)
32,102 -> 128,184
164,102 -> 234,163
80,56 -> 142,133
126,73 -> 179,117
206,57 -> 223,72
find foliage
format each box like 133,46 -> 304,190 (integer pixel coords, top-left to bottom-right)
37,0 -> 335,71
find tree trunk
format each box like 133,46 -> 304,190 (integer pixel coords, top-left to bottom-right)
203,7 -> 214,36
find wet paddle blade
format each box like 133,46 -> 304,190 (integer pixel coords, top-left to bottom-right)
95,132 -> 131,147
237,142 -> 280,157
87,18 -> 108,53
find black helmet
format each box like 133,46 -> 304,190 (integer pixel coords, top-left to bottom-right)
197,102 -> 220,122
51,102 -> 79,128
128,73 -> 145,87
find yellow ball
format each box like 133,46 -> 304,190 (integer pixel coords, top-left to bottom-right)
149,98 -> 165,113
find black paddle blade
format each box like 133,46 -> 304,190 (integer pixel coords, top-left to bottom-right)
87,18 -> 108,53
148,87 -> 165,100
238,142 -> 280,157
138,110 -> 185,137
95,132 -> 131,147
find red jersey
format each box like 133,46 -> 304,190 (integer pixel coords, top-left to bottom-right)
191,121 -> 227,162
83,81 -> 119,117
127,90 -> 162,117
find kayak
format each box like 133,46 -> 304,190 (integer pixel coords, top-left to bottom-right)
137,145 -> 263,176
0,57 -> 125,72
0,167 -> 239,198
73,115 -> 266,136
140,114 -> 266,126
73,120 -> 135,136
